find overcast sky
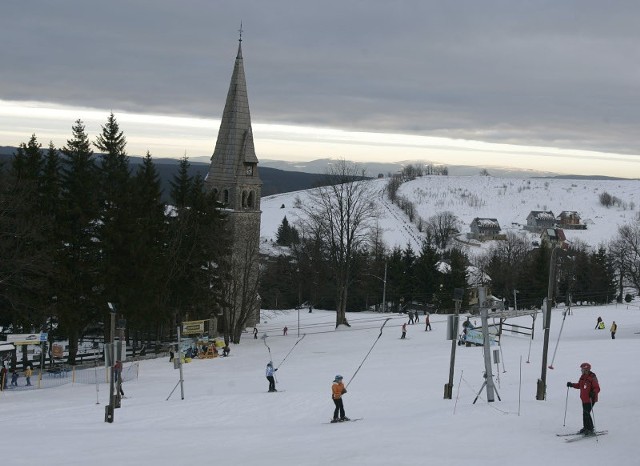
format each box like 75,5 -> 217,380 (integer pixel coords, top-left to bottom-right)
2,1 -> 639,177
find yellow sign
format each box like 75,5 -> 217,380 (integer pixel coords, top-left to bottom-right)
182,320 -> 206,335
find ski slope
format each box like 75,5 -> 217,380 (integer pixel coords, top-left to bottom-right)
2,304 -> 639,465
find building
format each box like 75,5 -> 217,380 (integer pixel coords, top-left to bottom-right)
205,33 -> 262,342
469,217 -> 504,241
525,210 -> 556,232
540,228 -> 568,249
557,211 -> 587,230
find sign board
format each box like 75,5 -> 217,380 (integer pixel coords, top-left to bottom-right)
6,334 -> 40,345
182,320 -> 206,335
40,333 -> 48,342
52,344 -> 64,359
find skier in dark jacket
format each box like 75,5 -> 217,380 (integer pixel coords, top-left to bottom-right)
567,362 -> 600,435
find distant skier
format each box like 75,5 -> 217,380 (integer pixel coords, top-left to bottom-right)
408,311 -> 414,324
331,375 -> 349,422
425,312 -> 432,331
253,327 -> 258,339
10,370 -> 18,387
595,316 -> 604,330
266,361 -> 277,392
567,362 -> 600,435
401,322 -> 407,339
610,321 -> 617,339
283,326 -> 288,336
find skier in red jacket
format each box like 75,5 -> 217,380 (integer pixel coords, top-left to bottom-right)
567,362 -> 600,435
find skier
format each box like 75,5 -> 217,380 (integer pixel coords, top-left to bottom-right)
24,365 -> 32,386
595,316 -> 604,330
610,321 -> 617,339
283,326 -> 288,336
266,361 -> 277,392
331,375 -> 349,422
425,312 -> 432,331
253,327 -> 258,339
10,369 -> 19,387
401,322 -> 407,339
566,362 -> 600,435
407,311 -> 414,324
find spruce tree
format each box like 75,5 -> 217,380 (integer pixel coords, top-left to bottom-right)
58,119 -> 100,364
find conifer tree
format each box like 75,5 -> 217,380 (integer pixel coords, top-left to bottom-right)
58,119 -> 100,364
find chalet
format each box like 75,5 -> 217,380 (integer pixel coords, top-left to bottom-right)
540,228 -> 568,249
469,217 -> 504,241
525,210 -> 555,232
557,211 -> 587,230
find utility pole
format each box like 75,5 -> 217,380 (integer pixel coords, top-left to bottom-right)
382,262 -> 387,313
105,303 -> 116,423
513,289 -> 519,312
444,288 -> 464,399
537,246 -> 560,400
479,287 -> 496,402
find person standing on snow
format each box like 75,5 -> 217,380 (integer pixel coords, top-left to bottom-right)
253,327 -> 258,340
610,321 -> 617,339
567,362 -> 600,435
331,375 -> 349,422
266,361 -> 277,392
401,322 -> 407,339
425,312 -> 432,331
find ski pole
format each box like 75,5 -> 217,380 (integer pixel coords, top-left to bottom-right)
346,318 -> 391,389
277,334 -> 306,370
548,309 -> 568,369
563,386 -> 569,426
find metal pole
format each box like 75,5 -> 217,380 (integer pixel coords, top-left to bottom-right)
382,262 -> 387,313
480,299 -> 496,402
537,246 -> 559,400
513,289 -> 518,312
444,299 -> 461,399
106,304 -> 116,422
177,325 -> 185,400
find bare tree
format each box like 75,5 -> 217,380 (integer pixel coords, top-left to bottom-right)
299,159 -> 378,327
613,221 -> 640,295
426,211 -> 460,249
220,228 -> 262,343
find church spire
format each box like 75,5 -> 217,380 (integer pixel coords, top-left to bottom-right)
207,29 -> 259,186
237,22 -> 243,59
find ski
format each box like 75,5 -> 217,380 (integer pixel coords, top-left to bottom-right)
557,429 -> 607,437
560,431 -> 608,443
323,418 -> 363,424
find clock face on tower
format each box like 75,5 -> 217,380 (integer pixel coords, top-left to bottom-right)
245,165 -> 253,176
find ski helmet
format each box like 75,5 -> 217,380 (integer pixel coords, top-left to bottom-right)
334,375 -> 343,381
580,362 -> 591,370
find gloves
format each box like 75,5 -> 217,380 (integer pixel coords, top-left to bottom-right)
274,368 -> 278,372
342,388 -> 347,394
566,382 -> 573,388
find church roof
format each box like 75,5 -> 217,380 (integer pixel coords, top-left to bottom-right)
209,39 -> 259,183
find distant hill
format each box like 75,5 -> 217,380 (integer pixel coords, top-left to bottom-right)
260,174 -> 640,254
0,148 -> 331,200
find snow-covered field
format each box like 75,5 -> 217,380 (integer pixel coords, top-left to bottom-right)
2,304 -> 639,465
260,175 -> 640,253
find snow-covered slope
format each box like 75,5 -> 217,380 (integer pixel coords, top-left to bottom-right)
2,304 -> 639,465
261,175 -> 640,253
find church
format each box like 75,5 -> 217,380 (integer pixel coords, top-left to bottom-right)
205,32 -> 262,343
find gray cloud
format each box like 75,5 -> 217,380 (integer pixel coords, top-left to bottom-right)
2,0 -> 640,157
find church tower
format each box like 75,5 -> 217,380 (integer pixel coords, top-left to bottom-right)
205,32 -> 262,342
